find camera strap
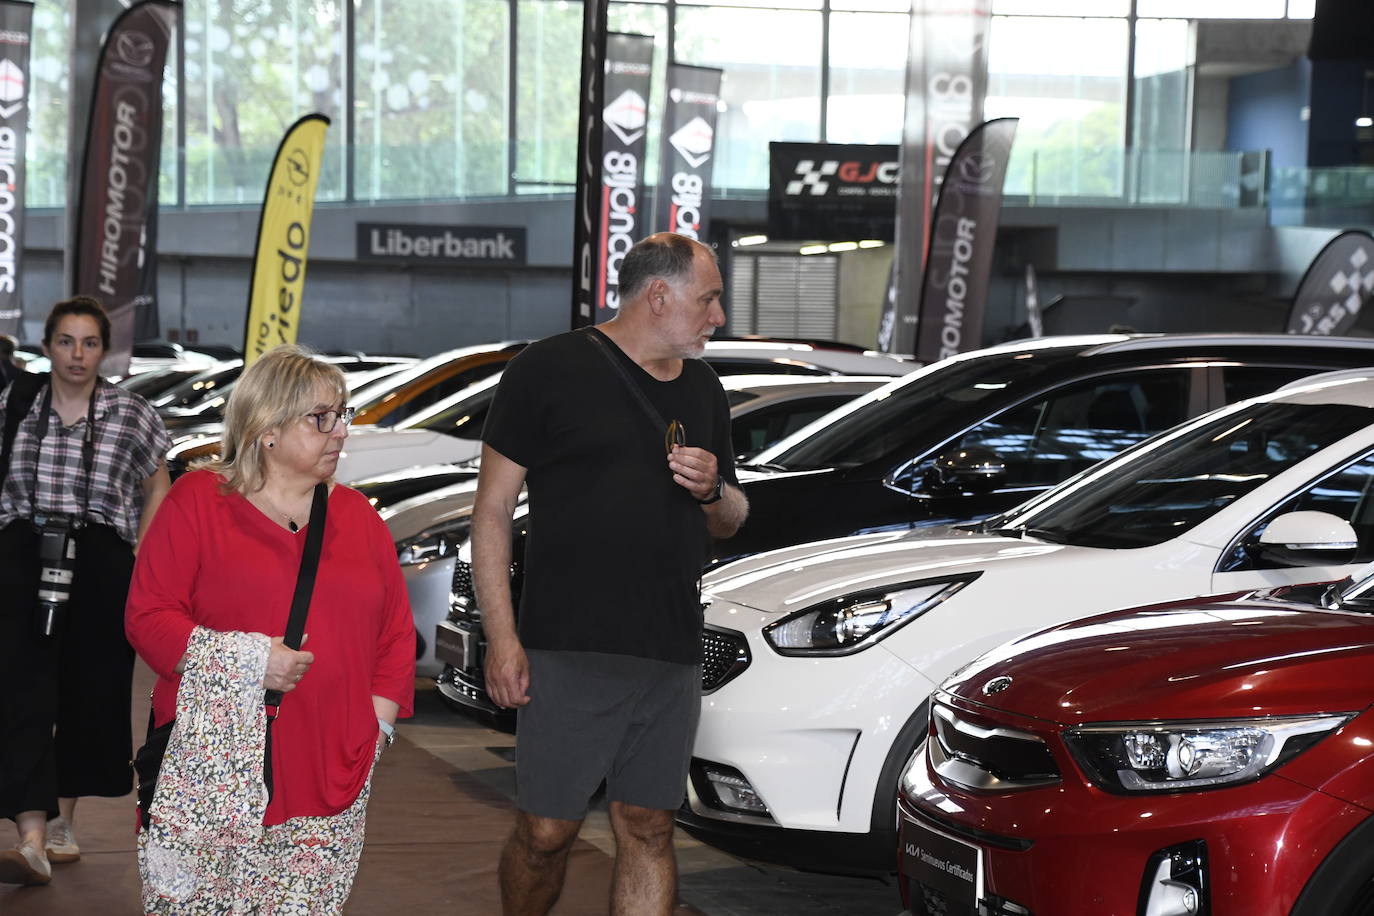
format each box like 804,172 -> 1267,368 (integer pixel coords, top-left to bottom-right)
261,481 -> 328,802
29,382 -> 99,525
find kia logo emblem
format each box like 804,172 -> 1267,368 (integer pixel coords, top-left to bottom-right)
983,676 -> 1012,696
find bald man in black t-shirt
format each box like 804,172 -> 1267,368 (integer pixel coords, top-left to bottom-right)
473,233 -> 748,916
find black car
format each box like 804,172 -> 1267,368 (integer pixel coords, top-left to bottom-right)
438,333 -> 1374,719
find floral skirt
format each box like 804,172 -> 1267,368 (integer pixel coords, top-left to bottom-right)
138,758 -> 376,915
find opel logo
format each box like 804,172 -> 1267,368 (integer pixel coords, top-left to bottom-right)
983,676 -> 1013,696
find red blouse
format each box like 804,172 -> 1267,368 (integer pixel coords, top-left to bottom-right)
126,470 -> 416,825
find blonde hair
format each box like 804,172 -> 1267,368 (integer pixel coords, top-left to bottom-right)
200,345 -> 348,495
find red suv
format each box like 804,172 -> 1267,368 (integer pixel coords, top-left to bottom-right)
897,572 -> 1374,916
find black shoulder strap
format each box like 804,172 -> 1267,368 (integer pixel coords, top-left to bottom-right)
0,372 -> 48,487
582,327 -> 669,436
264,482 -> 329,709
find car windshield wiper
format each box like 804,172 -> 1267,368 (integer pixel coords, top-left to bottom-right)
986,525 -> 1026,539
744,461 -> 792,472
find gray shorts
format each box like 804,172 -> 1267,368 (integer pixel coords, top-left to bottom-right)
515,649 -> 701,821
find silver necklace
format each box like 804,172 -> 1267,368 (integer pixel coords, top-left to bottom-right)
257,490 -> 305,532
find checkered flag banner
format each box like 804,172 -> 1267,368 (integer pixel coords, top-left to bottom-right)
1287,229 -> 1374,336
786,160 -> 839,196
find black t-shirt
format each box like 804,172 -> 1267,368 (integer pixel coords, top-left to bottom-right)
481,327 -> 737,664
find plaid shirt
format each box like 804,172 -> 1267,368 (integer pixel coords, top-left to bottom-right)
0,378 -> 171,545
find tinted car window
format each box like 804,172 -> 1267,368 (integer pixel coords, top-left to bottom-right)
732,395 -> 855,459
948,369 -> 1189,490
1220,448 -> 1374,570
756,352 -> 1053,470
407,380 -> 501,440
997,401 -> 1374,549
705,358 -> 833,376
152,364 -> 242,409
372,362 -> 507,428
1223,366 -> 1324,403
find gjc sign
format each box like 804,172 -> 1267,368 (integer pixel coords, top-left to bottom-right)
768,142 -> 899,241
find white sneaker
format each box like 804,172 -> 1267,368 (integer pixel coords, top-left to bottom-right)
0,841 -> 52,886
44,818 -> 80,864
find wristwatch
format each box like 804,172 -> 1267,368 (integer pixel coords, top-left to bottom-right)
697,475 -> 724,505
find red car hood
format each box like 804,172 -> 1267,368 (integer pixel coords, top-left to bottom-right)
941,599 -> 1374,725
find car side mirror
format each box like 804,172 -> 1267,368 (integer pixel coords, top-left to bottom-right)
1247,510 -> 1358,567
921,447 -> 1008,496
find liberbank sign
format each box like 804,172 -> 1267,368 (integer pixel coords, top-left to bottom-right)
357,222 -> 526,266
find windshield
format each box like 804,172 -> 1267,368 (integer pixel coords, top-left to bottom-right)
399,374 -> 502,437
750,349 -> 1061,470
997,400 -> 1374,549
152,363 -> 242,409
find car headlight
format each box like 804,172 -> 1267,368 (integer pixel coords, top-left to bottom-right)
1065,714 -> 1353,793
762,574 -> 978,656
396,519 -> 472,567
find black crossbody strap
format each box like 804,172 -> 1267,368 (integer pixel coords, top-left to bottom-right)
261,482 -> 327,802
583,327 -> 669,436
264,482 -> 328,709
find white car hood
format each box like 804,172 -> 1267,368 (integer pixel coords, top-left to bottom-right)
380,476 -> 481,541
336,428 -> 477,482
702,529 -> 1074,617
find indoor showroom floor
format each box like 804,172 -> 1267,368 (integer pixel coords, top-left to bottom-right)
0,666 -> 899,915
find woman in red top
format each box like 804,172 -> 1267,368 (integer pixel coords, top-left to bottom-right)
125,345 -> 415,914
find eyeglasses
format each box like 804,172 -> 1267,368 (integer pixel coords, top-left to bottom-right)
305,406 -> 356,433
665,419 -> 686,455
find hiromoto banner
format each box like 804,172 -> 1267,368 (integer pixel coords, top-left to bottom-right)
0,0 -> 31,338
879,0 -> 992,354
71,0 -> 175,376
913,117 -> 1016,364
654,64 -> 722,242
570,0 -> 610,328
597,32 -> 654,319
243,114 -> 329,366
1286,229 -> 1374,336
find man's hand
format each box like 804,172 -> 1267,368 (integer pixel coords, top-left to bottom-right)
485,633 -> 531,709
263,634 -> 314,693
668,445 -> 719,501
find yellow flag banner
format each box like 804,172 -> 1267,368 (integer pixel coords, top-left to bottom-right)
243,113 -> 330,365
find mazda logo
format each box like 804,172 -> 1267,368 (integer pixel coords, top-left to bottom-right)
114,31 -> 156,68
982,676 -> 1013,696
959,152 -> 997,185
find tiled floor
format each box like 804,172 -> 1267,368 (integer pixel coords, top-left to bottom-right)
402,683 -> 903,915
0,675 -> 903,914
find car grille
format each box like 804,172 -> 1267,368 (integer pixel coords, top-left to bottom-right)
931,704 -> 1059,791
913,883 -> 1033,916
452,558 -> 476,604
701,626 -> 750,692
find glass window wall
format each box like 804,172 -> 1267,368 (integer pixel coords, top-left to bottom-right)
986,15 -> 1128,199
183,0 -> 346,204
356,0 -> 510,201
515,0 -> 581,191
675,5 -> 821,192
826,11 -> 905,144
26,0 -> 1324,209
28,0 -> 69,208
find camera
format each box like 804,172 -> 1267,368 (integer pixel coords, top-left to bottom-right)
34,513 -> 80,637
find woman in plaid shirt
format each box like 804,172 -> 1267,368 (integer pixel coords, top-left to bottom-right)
0,296 -> 171,888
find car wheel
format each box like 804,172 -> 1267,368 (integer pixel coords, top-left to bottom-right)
1291,815 -> 1374,915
